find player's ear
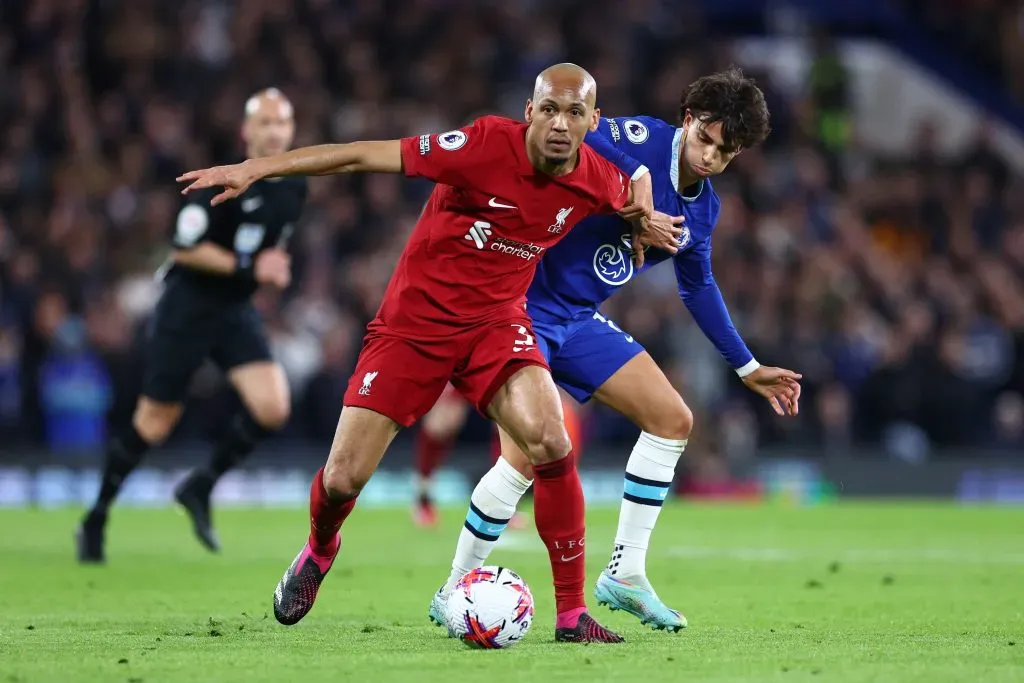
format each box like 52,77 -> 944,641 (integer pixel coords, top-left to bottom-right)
524,99 -> 534,123
682,110 -> 692,130
589,107 -> 601,132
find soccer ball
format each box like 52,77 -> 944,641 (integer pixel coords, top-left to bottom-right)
445,566 -> 534,649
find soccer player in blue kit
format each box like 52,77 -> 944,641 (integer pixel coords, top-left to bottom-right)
430,68 -> 802,633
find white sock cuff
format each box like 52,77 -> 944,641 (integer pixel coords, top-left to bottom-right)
494,455 -> 532,493
636,431 -> 687,467
474,458 -> 530,509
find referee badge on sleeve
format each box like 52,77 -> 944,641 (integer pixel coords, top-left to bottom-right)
175,205 -> 209,246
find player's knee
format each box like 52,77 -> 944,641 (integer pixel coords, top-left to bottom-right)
321,460 -> 367,502
503,451 -> 535,480
250,396 -> 291,432
640,396 -> 694,441
522,420 -> 572,465
133,401 -> 180,445
422,407 -> 461,440
134,417 -> 173,445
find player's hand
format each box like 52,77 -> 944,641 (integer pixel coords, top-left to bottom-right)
740,366 -> 802,417
177,160 -> 265,206
255,248 -> 292,289
618,172 -> 654,222
628,212 -> 684,268
630,214 -> 679,264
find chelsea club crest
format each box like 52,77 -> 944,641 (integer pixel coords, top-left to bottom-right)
593,227 -> 692,286
593,234 -> 640,286
678,225 -> 691,249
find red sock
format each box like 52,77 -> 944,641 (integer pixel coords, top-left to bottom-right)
415,430 -> 451,479
308,466 -> 355,554
532,453 -> 586,616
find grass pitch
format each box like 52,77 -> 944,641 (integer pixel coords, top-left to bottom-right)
1,502 -> 1022,682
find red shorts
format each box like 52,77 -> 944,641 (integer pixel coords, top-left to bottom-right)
343,316 -> 549,427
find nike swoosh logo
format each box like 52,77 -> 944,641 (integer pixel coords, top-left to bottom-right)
488,197 -> 517,210
560,552 -> 584,562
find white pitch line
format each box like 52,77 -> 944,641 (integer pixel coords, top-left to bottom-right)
666,546 -> 1024,565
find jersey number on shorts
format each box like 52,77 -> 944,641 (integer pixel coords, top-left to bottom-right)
592,311 -> 634,343
511,324 -> 535,353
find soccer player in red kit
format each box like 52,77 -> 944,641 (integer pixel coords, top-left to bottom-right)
178,64 -> 679,643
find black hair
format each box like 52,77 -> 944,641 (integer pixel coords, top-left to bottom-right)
680,67 -> 771,151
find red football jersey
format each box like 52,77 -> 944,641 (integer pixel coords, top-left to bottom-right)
378,115 -> 629,335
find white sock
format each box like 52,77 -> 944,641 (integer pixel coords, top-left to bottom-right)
608,432 -> 687,585
443,456 -> 532,594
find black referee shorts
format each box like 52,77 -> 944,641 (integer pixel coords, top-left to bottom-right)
141,281 -> 273,404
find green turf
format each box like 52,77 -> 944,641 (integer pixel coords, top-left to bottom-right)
1,502 -> 1022,683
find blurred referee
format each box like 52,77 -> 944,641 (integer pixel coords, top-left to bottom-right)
77,89 -> 308,563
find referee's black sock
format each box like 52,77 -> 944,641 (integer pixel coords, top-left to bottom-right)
201,411 -> 273,484
85,425 -> 150,526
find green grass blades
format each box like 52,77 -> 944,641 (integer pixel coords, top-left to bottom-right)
1,503 -> 1022,683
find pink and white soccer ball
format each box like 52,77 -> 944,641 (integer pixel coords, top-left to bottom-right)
445,566 -> 535,649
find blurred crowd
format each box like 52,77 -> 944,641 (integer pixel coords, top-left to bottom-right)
0,0 -> 1021,465
895,0 -> 1024,102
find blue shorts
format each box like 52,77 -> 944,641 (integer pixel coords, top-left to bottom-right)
531,308 -> 645,403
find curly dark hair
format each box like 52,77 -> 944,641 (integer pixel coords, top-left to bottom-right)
680,67 -> 771,151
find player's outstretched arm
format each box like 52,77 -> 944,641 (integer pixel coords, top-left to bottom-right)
172,244 -> 291,288
177,141 -> 403,206
674,243 -> 801,415
172,242 -> 238,275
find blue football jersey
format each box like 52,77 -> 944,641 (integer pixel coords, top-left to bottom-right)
529,115 -> 720,319
527,116 -> 754,370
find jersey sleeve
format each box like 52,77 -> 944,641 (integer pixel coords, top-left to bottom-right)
590,156 -> 631,214
400,117 -> 500,189
585,124 -> 649,181
674,238 -> 755,370
171,188 -> 229,249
